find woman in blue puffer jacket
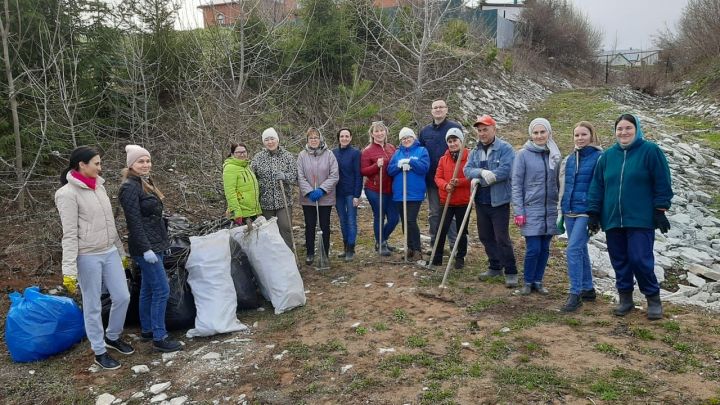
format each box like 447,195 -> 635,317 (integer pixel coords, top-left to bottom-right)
512,118 -> 561,296
388,127 -> 430,261
557,121 -> 602,312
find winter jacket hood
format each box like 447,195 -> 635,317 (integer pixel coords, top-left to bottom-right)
55,172 -> 125,276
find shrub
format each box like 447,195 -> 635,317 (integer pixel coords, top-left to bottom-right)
515,0 -> 601,70
443,19 -> 469,48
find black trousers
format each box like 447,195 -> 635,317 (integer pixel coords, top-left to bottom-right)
476,203 -> 517,274
302,205 -> 331,256
434,205 -> 469,263
396,201 -> 422,251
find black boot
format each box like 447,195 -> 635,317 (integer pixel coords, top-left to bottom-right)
646,294 -> 663,320
560,293 -> 583,312
345,244 -> 355,262
613,291 -> 635,316
337,242 -> 347,259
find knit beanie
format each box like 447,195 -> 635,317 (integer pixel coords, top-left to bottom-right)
262,127 -> 279,142
125,144 -> 150,168
399,127 -> 416,140
445,127 -> 464,143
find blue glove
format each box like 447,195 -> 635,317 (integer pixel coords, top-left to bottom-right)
143,250 -> 159,264
308,188 -> 324,202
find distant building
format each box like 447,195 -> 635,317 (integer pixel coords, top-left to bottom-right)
198,0 -> 299,27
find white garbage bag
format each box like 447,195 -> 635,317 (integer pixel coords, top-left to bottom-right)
185,229 -> 248,337
230,216 -> 306,314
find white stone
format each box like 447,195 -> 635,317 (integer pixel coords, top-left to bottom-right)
162,352 -> 179,362
500,327 -> 511,333
273,350 -> 289,360
150,393 -> 168,403
150,382 -> 172,395
686,272 -> 707,287
655,254 -> 674,269
654,266 -> 665,283
131,365 -> 149,374
386,283 -> 394,288
201,352 -> 221,361
351,322 -> 361,328
96,393 -> 116,405
378,348 -> 396,354
340,365 -> 353,374
169,396 -> 188,405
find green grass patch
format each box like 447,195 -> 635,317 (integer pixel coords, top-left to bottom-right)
485,339 -> 513,360
631,327 -> 656,341
392,308 -> 411,323
508,310 -> 558,330
346,375 -> 380,392
563,318 -> 582,327
372,322 -> 389,331
355,326 -> 367,336
664,114 -> 714,131
467,297 -> 506,313
494,365 -> 569,394
406,334 -> 428,348
419,382 -> 456,404
584,366 -> 652,401
661,320 -> 681,332
594,342 -> 623,357
285,341 -> 312,359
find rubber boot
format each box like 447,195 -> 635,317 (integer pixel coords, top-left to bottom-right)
337,242 -> 347,259
376,242 -> 391,257
344,244 -> 355,262
519,283 -> 532,296
504,274 -> 518,288
478,268 -> 503,281
560,293 -> 583,312
613,291 -> 635,316
646,294 -> 663,320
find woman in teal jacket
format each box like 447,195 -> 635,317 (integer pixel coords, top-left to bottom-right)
223,143 -> 262,225
388,127 -> 430,261
587,114 -> 673,320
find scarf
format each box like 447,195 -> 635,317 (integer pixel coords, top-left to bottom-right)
71,170 -> 97,190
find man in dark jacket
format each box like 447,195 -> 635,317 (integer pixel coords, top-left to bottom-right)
418,99 -> 462,250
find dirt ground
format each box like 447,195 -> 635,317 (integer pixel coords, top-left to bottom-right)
1,200 -> 720,405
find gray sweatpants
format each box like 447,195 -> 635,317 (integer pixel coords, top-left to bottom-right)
77,248 -> 130,355
262,207 -> 294,251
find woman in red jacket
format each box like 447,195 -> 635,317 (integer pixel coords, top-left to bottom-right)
433,128 -> 471,269
360,121 -> 398,256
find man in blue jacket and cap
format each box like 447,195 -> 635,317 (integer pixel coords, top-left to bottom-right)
418,99 -> 462,251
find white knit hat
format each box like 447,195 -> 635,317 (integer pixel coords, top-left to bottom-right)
445,127 -> 464,143
125,144 -> 150,168
399,127 -> 416,140
262,127 -> 279,142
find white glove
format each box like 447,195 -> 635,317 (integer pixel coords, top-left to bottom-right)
143,250 -> 159,264
480,169 -> 497,185
402,163 -> 411,172
471,178 -> 481,188
397,158 -> 410,168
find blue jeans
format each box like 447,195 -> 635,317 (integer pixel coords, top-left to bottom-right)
134,253 -> 170,341
565,216 -> 593,295
335,195 -> 358,245
365,188 -> 399,245
606,227 -> 659,296
523,235 -> 553,284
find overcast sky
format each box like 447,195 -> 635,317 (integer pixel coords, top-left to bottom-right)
123,0 -> 691,51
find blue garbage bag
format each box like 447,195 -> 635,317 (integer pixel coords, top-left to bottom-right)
5,286 -> 86,363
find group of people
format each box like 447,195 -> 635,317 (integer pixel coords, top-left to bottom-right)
55,97 -> 674,370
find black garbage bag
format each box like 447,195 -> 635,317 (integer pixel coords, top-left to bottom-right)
101,267 -> 140,327
230,238 -> 261,310
164,266 -> 196,331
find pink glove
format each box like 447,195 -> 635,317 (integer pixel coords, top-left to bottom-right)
514,215 -> 526,227
234,217 -> 244,225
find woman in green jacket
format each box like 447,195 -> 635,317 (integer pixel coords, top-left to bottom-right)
223,143 -> 262,225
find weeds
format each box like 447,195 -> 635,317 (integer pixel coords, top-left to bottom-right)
467,297 -> 506,313
393,308 -> 410,323
372,322 -> 389,331
594,342 -> 623,357
494,365 -> 569,394
509,311 -> 558,330
631,327 -> 656,341
406,334 -> 428,348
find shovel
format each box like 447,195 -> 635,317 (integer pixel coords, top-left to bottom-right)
314,181 -> 330,271
402,165 -> 408,262
437,180 -> 479,295
279,179 -> 298,263
425,146 -> 465,269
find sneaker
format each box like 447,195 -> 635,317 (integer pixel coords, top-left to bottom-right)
454,257 -> 465,269
560,294 -> 583,312
305,255 -> 314,265
140,331 -> 153,341
430,258 -> 442,266
94,352 -> 121,370
383,242 -> 397,252
376,243 -> 391,257
534,282 -> 549,295
519,283 -> 532,296
478,268 -> 503,281
153,337 -> 183,353
105,337 -> 135,355
580,288 -> 597,302
504,274 -> 518,288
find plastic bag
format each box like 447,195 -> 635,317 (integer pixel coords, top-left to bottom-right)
231,217 -> 306,314
229,237 -> 261,310
185,229 -> 248,337
5,286 -> 86,363
165,267 -> 196,331
101,267 -> 140,327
